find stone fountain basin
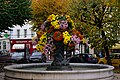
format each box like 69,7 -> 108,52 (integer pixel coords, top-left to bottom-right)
4,63 -> 114,80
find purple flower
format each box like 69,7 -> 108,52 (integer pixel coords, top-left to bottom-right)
32,37 -> 38,45
44,43 -> 55,54
71,35 -> 80,44
44,49 -> 48,54
60,20 -> 68,29
40,24 -> 45,31
40,21 -> 48,31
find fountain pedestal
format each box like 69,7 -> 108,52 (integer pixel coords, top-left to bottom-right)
46,40 -> 72,71
47,57 -> 72,71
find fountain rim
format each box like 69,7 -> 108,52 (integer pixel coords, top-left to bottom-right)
4,63 -> 114,73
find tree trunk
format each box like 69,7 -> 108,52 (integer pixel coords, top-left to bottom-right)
102,31 -> 112,65
104,44 -> 112,65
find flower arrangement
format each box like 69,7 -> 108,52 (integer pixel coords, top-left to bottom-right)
32,14 -> 84,54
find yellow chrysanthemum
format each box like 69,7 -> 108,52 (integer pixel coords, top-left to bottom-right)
66,15 -> 71,22
63,31 -> 71,44
70,20 -> 75,27
51,20 -> 60,29
81,38 -> 86,43
72,28 -> 75,31
36,44 -> 44,52
66,15 -> 75,28
63,36 -> 71,44
38,40 -> 46,45
38,32 -> 47,45
55,15 -> 59,19
47,14 -> 56,22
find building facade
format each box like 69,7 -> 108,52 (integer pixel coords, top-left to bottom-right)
0,22 -> 36,54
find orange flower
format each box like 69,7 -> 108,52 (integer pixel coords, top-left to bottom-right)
47,26 -> 54,33
79,34 -> 83,40
71,29 -> 84,40
68,43 -> 75,47
53,31 -> 63,41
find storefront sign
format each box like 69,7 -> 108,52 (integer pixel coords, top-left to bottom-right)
11,39 -> 32,44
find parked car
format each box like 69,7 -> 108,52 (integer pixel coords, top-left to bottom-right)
0,53 -> 11,63
69,54 -> 98,63
69,56 -> 81,63
11,52 -> 29,63
29,52 -> 46,63
98,53 -> 120,67
0,50 -> 8,54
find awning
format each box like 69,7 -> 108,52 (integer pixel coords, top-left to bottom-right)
12,44 -> 25,49
112,43 -> 120,49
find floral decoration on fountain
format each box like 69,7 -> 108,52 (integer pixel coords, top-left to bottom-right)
32,14 -> 84,54
32,14 -> 85,70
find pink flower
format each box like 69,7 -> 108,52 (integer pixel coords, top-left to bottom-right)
60,20 -> 68,29
71,35 -> 80,44
32,37 -> 38,45
40,21 -> 48,31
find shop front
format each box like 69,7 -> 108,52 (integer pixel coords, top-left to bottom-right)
10,39 -> 36,54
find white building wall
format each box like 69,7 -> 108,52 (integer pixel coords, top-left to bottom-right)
10,23 -> 36,39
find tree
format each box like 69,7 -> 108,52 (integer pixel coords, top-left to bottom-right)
0,0 -> 32,32
31,0 -> 70,31
68,0 -> 120,65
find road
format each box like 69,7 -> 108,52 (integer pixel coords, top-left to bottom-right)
0,73 -> 4,80
114,74 -> 120,80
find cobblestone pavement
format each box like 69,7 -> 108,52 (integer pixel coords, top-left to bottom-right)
113,74 -> 120,80
0,63 -> 14,80
0,73 -> 4,80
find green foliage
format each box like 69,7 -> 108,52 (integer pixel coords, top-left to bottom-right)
0,0 -> 32,32
68,0 -> 120,50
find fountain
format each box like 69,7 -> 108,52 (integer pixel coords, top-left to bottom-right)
4,63 -> 114,80
4,14 -> 114,80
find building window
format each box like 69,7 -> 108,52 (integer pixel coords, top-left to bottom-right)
3,41 -> 6,49
24,29 -> 27,38
10,30 -> 13,39
31,31 -> 35,37
17,29 -> 20,38
0,42 -> 1,49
